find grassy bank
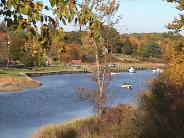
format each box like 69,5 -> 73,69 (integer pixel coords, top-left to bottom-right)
0,65 -> 86,93
32,105 -> 139,138
0,77 -> 41,92
82,62 -> 165,72
0,68 -> 42,92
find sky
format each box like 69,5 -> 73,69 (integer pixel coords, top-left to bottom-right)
64,0 -> 180,34
115,0 -> 179,34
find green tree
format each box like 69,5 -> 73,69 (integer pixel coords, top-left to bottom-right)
147,42 -> 162,58
140,42 -> 162,58
139,44 -> 148,57
20,40 -> 46,67
122,38 -> 135,55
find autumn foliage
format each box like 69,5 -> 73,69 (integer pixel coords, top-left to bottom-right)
51,43 -> 81,63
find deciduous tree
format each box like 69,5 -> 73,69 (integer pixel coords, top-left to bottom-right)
165,0 -> 184,32
101,25 -> 121,54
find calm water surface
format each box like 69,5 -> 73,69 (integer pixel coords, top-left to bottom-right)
0,70 -> 157,138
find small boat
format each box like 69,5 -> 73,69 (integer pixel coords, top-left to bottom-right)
152,68 -> 163,73
111,72 -> 120,75
128,67 -> 136,73
121,83 -> 132,89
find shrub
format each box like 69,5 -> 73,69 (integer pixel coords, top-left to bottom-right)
32,105 -> 140,138
32,124 -> 78,138
139,73 -> 184,138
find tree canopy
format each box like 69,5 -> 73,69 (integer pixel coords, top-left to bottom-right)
165,0 -> 184,32
101,25 -> 120,53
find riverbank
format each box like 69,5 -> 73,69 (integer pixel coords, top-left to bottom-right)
0,76 -> 42,93
0,68 -> 41,93
32,104 -> 136,138
83,62 -> 165,72
0,67 -> 89,92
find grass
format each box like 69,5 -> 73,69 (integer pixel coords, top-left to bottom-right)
0,68 -> 29,78
82,62 -> 165,73
0,68 -> 41,92
32,105 -> 141,138
0,77 -> 41,92
0,64 -> 81,77
113,54 -> 163,63
28,66 -> 83,73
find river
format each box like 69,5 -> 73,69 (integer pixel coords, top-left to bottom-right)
0,70 -> 157,138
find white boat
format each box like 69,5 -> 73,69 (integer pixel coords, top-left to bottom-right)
111,72 -> 120,75
121,83 -> 132,89
152,68 -> 163,73
128,67 -> 136,73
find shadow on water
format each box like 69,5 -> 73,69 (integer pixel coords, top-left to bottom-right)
0,70 -> 158,138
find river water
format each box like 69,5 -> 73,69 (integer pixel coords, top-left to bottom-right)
0,70 -> 157,138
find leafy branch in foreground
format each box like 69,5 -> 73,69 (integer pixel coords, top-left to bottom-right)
165,0 -> 184,32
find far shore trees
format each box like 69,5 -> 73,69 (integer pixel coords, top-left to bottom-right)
140,42 -> 162,58
101,25 -> 121,54
121,37 -> 135,55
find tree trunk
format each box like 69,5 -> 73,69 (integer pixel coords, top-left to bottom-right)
94,41 -> 106,116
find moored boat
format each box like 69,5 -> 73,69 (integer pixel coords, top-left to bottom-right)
152,68 -> 164,73
111,72 -> 120,75
128,67 -> 136,73
121,83 -> 132,89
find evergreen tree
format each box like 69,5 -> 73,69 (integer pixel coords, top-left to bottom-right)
147,42 -> 162,58
139,44 -> 148,57
122,38 -> 134,55
140,42 -> 162,58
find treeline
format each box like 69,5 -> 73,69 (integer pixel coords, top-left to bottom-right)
65,28 -> 182,59
0,22 -> 183,66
